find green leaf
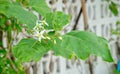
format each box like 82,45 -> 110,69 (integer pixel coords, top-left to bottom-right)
0,49 -> 6,54
13,31 -> 113,63
0,0 -> 10,5
117,21 -> 120,25
60,31 -> 113,62
29,0 -> 51,16
12,38 -> 49,63
45,11 -> 70,31
0,17 -> 6,29
109,1 -> 118,16
52,38 -> 73,59
111,30 -> 120,35
0,67 -> 2,74
0,2 -> 37,29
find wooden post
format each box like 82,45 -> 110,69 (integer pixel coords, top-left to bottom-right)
81,0 -> 88,30
81,0 -> 93,74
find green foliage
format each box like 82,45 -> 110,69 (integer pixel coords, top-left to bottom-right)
29,0 -> 51,16
117,21 -> 120,25
0,49 -> 25,74
0,0 -> 114,73
13,31 -> 113,63
109,1 -> 119,16
13,38 -> 49,63
0,49 -> 15,74
61,31 -> 113,62
0,0 -> 37,29
45,11 -> 70,30
111,21 -> 120,35
114,69 -> 120,74
0,0 -> 69,30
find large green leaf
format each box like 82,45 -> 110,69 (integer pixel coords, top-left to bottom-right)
52,38 -> 73,59
12,38 -> 49,63
0,0 -> 10,5
45,11 -> 70,31
29,0 -> 51,16
109,1 -> 118,16
0,2 -> 37,29
59,31 -> 113,62
13,31 -> 113,63
13,38 -> 73,63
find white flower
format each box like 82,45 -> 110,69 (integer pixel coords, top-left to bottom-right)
33,22 -> 44,31
32,20 -> 50,41
43,20 -> 49,26
39,20 -> 48,26
34,30 -> 45,41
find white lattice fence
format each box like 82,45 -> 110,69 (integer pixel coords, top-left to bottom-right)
25,0 -> 120,74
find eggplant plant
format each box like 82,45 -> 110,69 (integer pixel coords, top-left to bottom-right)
0,0 -> 113,74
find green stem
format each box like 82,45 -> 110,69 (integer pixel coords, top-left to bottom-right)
1,29 -> 19,74
1,30 -> 12,74
0,31 -> 3,49
7,30 -> 19,73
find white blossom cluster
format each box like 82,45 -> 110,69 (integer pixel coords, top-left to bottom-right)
32,20 -> 51,41
32,20 -> 62,44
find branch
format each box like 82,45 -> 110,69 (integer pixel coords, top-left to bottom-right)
72,0 -> 87,30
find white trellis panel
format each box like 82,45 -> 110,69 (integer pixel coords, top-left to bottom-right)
24,0 -> 120,74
